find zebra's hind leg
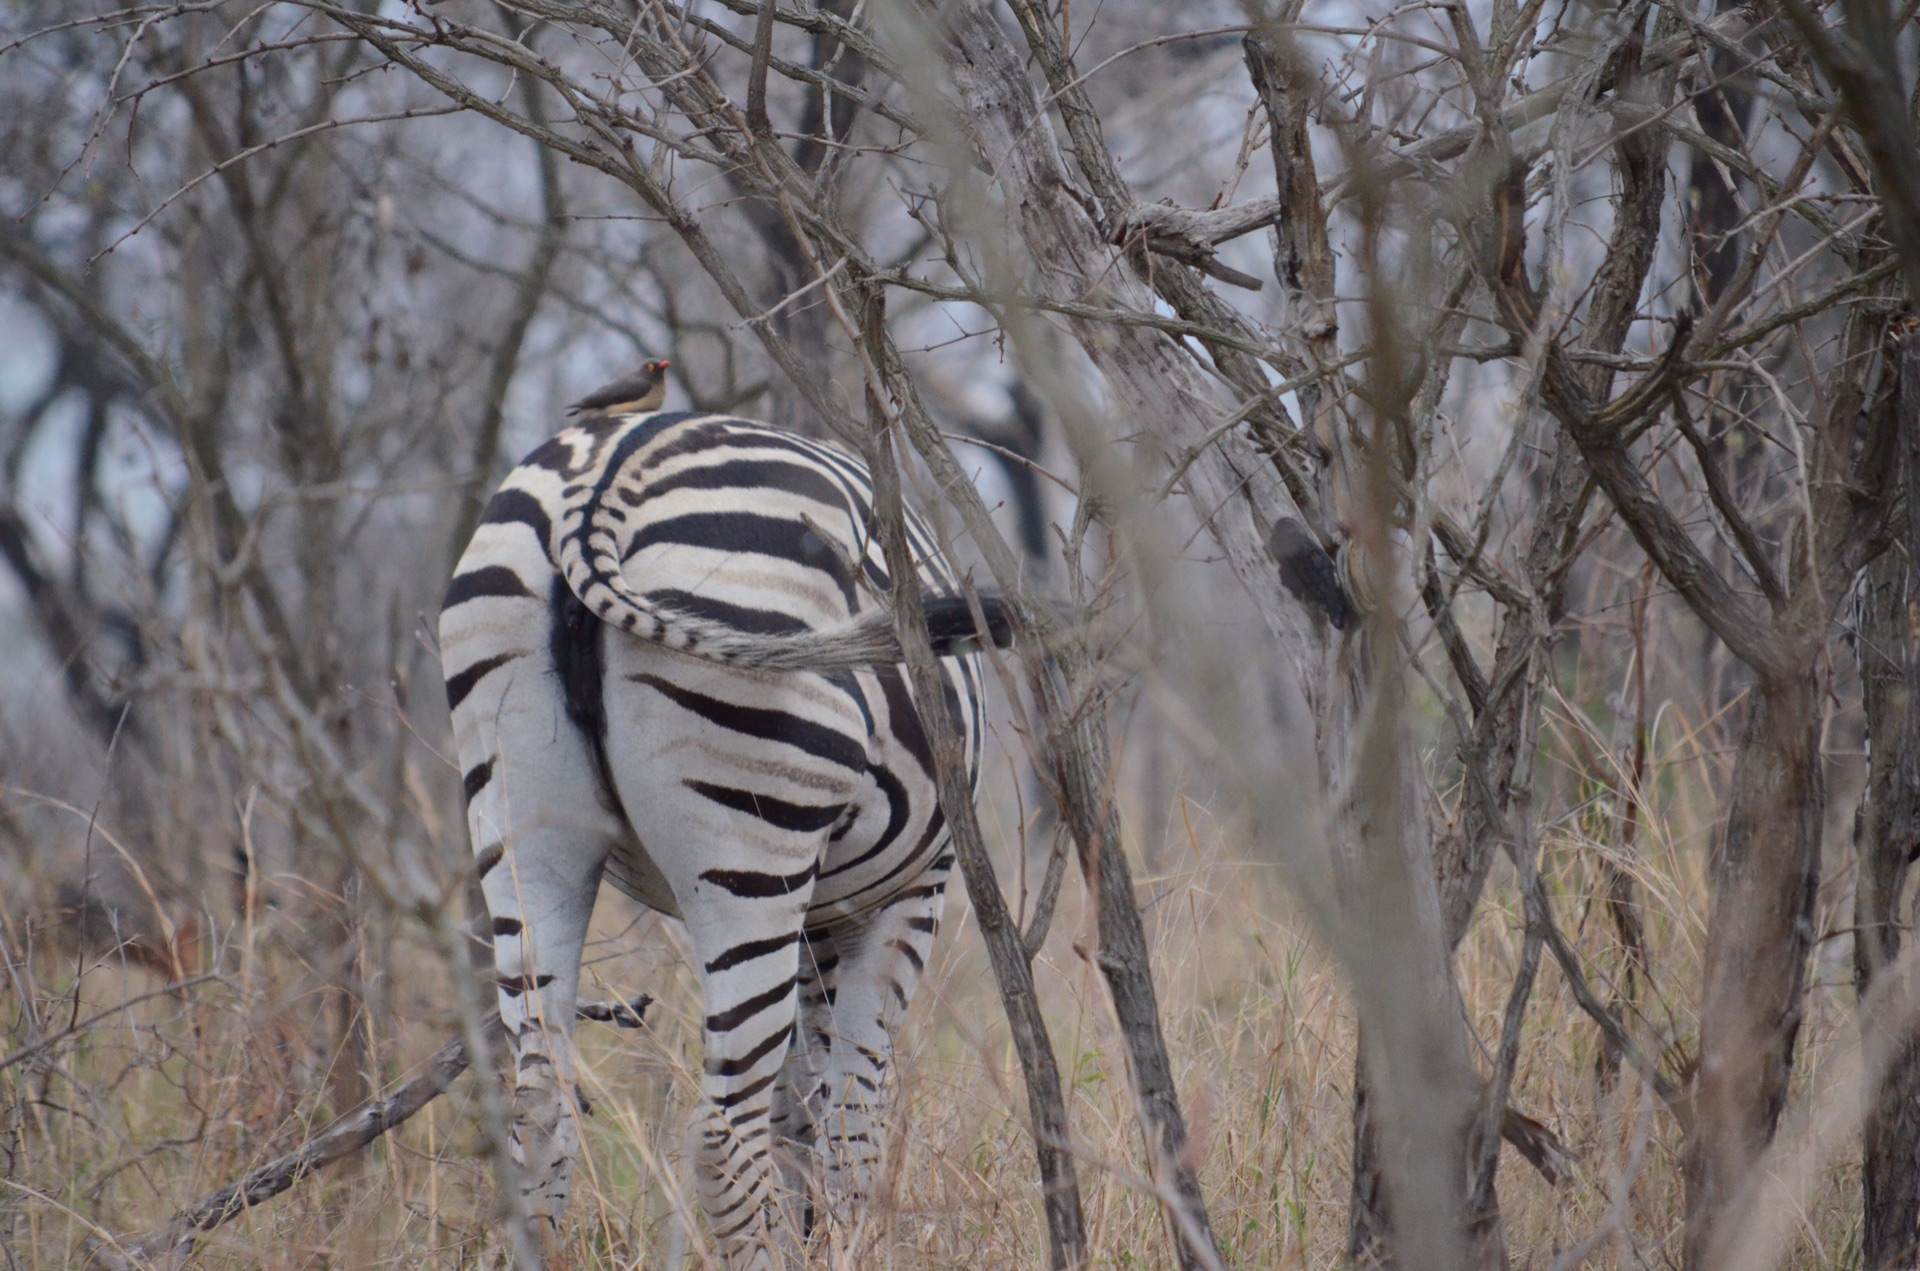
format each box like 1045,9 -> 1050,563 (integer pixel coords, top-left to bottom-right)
812,860 -> 952,1230
770,929 -> 838,1211
676,882 -> 821,1269
480,826 -> 612,1254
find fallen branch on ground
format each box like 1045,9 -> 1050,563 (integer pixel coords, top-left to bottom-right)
90,993 -> 651,1271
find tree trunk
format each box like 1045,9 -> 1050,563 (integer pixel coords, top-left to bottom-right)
1856,349 -> 1920,1270
1347,1045 -> 1393,1266
1031,648 -> 1222,1269
1683,656 -> 1827,1269
861,326 -> 1089,1270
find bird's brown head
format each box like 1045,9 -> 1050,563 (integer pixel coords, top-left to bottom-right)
566,359 -> 672,417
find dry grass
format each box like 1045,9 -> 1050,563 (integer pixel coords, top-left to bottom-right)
0,701 -> 1874,1270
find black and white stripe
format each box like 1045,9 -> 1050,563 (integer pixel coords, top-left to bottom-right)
440,406 -> 1003,1268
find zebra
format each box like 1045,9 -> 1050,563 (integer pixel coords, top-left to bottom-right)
439,377 -> 1010,1268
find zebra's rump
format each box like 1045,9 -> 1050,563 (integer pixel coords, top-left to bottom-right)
583,417 -> 973,914
441,411 -> 986,919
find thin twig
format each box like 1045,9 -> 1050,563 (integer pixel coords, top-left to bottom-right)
0,973 -> 225,1073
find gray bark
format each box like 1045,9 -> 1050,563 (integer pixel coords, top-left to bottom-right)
1857,335 -> 1920,1270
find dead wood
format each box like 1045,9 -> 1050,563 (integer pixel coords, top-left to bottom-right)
1109,200 -> 1278,291
857,300 -> 1089,1269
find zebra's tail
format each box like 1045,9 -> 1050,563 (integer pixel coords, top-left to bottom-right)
558,518 -> 1014,673
922,594 -> 1014,656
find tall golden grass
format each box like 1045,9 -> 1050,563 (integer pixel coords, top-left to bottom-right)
2,678 -> 1871,1270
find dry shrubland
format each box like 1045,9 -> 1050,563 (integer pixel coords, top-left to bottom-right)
5,0 -> 1919,1267
1,639 -> 1870,1266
